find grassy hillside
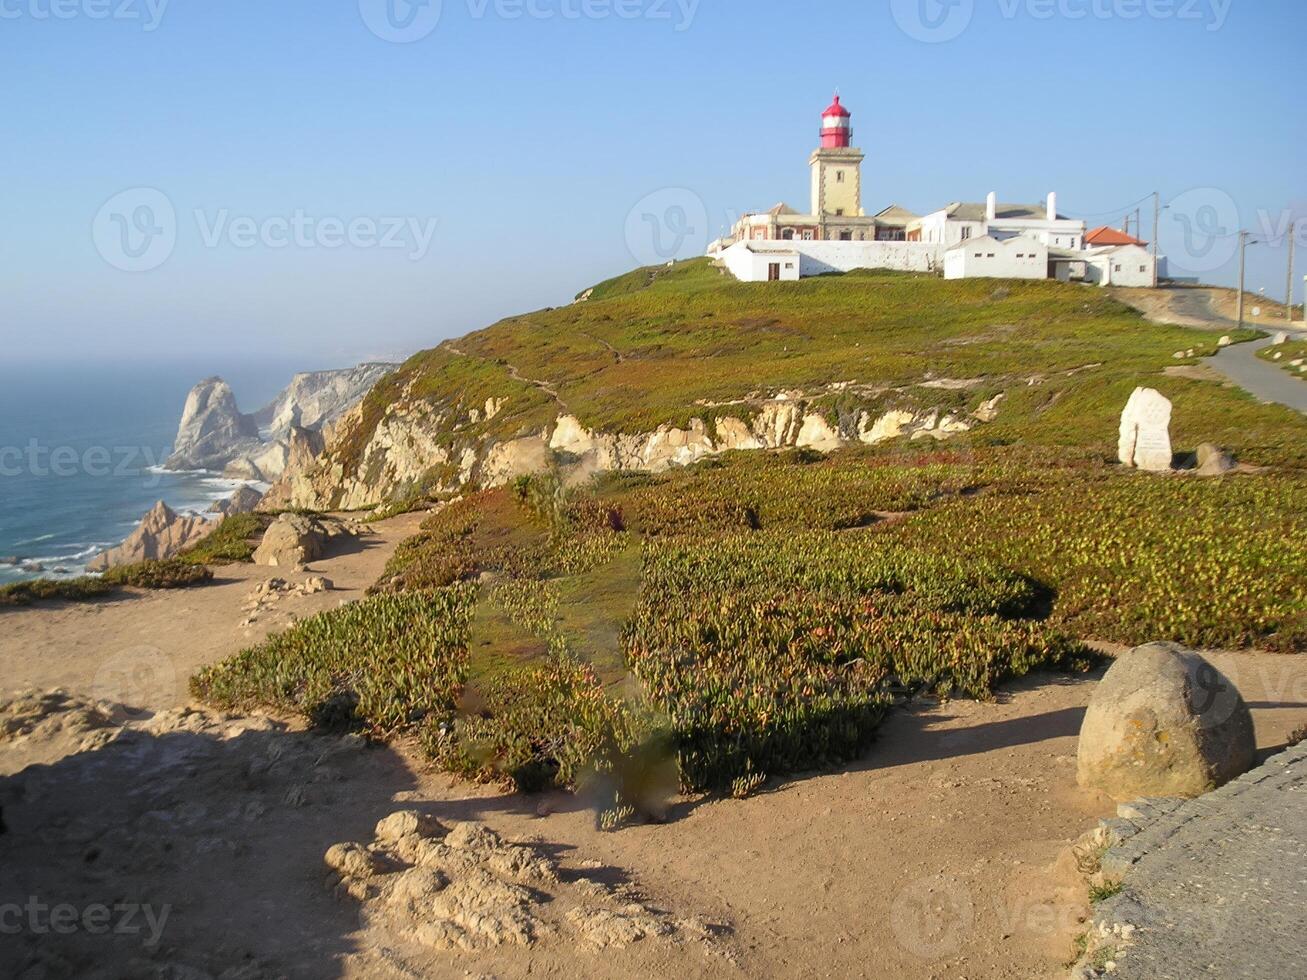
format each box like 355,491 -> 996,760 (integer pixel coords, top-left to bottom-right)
330,260 -> 1307,485
197,265 -> 1307,816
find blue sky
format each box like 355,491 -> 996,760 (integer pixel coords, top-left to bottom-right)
2,0 -> 1304,367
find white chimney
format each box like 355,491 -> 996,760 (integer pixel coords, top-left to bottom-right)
986,191 -> 997,222
1047,191 -> 1058,221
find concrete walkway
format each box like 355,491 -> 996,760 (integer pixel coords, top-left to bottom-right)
1081,743 -> 1307,979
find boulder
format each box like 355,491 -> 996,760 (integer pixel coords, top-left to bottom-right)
1217,335 -> 1232,347
253,514 -> 327,568
1077,642 -> 1255,801
208,485 -> 264,517
86,501 -> 215,572
1117,387 -> 1173,472
1194,443 -> 1237,477
1272,331 -> 1288,345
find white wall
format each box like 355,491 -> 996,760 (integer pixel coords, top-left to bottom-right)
796,241 -> 943,276
944,237 -> 1048,281
719,240 -> 943,281
1086,245 -> 1154,287
719,242 -> 801,282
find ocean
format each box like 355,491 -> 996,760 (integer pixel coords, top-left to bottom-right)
0,362 -> 302,586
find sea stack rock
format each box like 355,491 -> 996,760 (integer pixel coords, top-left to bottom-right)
165,378 -> 261,472
1077,642 -> 1255,801
1117,387 -> 1173,472
87,501 -> 215,572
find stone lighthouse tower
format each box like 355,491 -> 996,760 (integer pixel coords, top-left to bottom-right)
810,94 -> 865,225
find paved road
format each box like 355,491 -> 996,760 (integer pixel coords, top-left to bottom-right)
1211,336 -> 1307,414
1088,743 -> 1307,979
1155,288 -> 1307,414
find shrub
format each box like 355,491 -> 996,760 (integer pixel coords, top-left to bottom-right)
177,513 -> 267,565
102,559 -> 214,590
623,532 -> 1086,790
435,654 -> 639,793
0,576 -> 116,607
192,587 -> 475,735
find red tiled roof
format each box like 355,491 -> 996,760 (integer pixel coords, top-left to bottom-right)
1086,226 -> 1147,247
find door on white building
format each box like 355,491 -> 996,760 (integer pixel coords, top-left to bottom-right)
768,263 -> 781,281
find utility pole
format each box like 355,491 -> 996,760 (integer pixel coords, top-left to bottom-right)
1237,231 -> 1250,330
1152,191 -> 1161,288
1287,221 -> 1296,320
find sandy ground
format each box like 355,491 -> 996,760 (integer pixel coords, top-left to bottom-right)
0,512 -> 428,712
3,516 -> 1307,980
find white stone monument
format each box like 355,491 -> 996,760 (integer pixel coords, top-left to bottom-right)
1118,387 -> 1173,472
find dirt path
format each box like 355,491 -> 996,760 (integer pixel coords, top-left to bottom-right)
0,511 -> 427,710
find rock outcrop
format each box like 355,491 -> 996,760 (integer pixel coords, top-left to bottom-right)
164,364 -> 394,481
164,378 -> 262,473
326,811 -> 698,955
208,485 -> 264,517
1077,642 -> 1256,801
252,513 -> 352,568
1118,387 -> 1173,472
269,386 -> 1004,513
86,501 -> 215,572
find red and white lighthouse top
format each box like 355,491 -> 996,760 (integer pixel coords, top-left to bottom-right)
820,94 -> 852,148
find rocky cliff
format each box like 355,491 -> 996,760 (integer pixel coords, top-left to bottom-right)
265,380 -> 1003,513
164,364 -> 395,481
165,379 -> 262,473
86,501 -> 215,572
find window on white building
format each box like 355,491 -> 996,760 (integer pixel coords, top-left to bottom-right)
836,171 -> 845,183
961,227 -> 972,240
987,253 -> 995,258
1139,265 -> 1147,273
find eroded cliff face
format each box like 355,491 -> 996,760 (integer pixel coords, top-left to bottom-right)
165,364 -> 396,481
267,386 -> 1005,512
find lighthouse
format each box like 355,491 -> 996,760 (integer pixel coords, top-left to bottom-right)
820,94 -> 852,148
810,93 -> 865,228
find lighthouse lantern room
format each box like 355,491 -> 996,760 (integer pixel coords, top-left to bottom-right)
820,94 -> 852,148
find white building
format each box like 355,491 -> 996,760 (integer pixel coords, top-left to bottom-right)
1085,244 -> 1156,287
712,95 -> 1160,289
910,192 -> 1085,251
944,235 -> 1049,281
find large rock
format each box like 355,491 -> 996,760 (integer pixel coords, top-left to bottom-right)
253,514 -> 326,568
1194,443 -> 1237,477
165,378 -> 261,472
1077,642 -> 1255,801
209,485 -> 264,517
86,501 -> 215,572
1117,387 -> 1173,472
252,513 -> 353,568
